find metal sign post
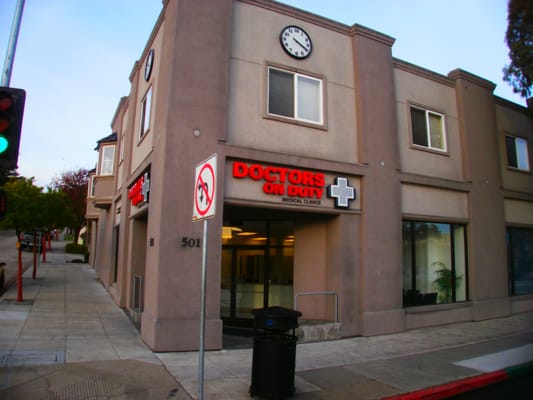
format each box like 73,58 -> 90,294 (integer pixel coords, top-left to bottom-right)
192,154 -> 217,400
198,218 -> 208,400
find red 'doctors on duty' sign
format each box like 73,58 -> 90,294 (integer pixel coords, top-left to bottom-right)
232,161 -> 325,199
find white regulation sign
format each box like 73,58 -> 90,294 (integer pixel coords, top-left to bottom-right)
193,154 -> 217,221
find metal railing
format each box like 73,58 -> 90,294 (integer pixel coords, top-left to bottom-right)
294,291 -> 338,323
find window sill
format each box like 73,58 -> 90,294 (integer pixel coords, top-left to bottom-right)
409,143 -> 449,156
506,166 -> 531,175
138,129 -> 151,146
404,301 -> 472,313
510,293 -> 533,299
264,114 -> 328,131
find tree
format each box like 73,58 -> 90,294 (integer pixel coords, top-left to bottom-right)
42,189 -> 74,232
503,0 -> 533,99
49,168 -> 89,243
0,177 -> 72,234
0,177 -> 43,236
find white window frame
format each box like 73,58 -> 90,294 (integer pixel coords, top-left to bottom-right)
119,132 -> 125,163
410,105 -> 447,152
139,86 -> 152,140
88,175 -> 96,198
267,66 -> 324,126
505,134 -> 530,172
99,145 -> 115,176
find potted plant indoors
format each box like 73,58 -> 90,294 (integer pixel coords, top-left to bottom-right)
432,261 -> 463,303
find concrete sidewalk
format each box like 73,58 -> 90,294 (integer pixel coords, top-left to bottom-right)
0,240 -> 532,399
161,317 -> 533,399
0,241 -> 191,399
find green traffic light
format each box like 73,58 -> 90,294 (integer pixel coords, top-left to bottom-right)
0,136 -> 8,153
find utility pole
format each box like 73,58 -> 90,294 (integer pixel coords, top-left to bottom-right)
1,0 -> 26,87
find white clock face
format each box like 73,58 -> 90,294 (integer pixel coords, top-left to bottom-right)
280,26 -> 312,59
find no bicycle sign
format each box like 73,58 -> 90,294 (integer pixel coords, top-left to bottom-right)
193,154 -> 217,221
192,154 -> 217,400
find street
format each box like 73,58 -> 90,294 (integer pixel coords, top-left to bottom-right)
450,373 -> 532,399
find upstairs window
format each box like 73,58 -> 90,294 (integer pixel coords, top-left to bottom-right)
119,132 -> 125,163
267,66 -> 323,125
505,135 -> 530,171
139,86 -> 152,139
89,175 -> 96,197
100,145 -> 115,176
410,106 -> 446,152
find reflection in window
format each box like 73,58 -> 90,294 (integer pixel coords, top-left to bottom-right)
507,227 -> 533,296
220,220 -> 294,319
505,135 -> 530,171
89,175 -> 96,197
403,221 -> 467,307
140,86 -> 152,139
268,66 -> 323,124
100,145 -> 115,176
410,106 -> 446,152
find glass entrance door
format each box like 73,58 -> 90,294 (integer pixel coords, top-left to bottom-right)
221,220 -> 294,326
221,246 -> 267,321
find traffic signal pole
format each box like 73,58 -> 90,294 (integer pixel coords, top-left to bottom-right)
1,0 -> 25,87
2,0 -> 26,303
1,0 -> 26,171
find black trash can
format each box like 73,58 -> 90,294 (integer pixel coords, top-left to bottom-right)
250,306 -> 302,399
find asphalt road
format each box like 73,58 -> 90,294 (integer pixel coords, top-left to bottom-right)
449,374 -> 533,399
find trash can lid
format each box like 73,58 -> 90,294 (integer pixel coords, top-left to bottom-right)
252,306 -> 302,319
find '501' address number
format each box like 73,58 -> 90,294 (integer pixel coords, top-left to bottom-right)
181,237 -> 200,248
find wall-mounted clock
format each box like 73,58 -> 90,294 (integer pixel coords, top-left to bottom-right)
144,48 -> 154,81
280,25 -> 312,59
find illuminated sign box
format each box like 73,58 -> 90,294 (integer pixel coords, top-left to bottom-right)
226,160 -> 360,211
128,171 -> 150,207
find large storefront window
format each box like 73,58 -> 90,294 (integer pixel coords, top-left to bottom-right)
221,220 -> 294,324
507,227 -> 533,296
403,221 -> 467,307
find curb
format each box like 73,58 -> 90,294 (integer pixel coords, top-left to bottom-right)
381,361 -> 533,400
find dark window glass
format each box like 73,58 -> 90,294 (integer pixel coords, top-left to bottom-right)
402,221 -> 467,307
507,227 -> 533,296
410,107 -> 428,147
506,135 -> 518,168
268,69 -> 294,118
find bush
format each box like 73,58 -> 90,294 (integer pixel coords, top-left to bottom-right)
65,243 -> 86,254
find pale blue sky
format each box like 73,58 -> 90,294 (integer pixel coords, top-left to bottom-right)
1,0 -> 522,188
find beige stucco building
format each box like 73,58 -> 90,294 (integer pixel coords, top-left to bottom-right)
86,0 -> 533,351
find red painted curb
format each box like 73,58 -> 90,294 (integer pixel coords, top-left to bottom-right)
381,370 -> 508,400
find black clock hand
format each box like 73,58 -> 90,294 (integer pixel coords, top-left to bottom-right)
293,38 -> 308,51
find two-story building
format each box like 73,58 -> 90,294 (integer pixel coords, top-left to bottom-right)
86,0 -> 533,351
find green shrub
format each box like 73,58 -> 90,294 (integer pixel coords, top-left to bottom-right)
65,243 -> 86,254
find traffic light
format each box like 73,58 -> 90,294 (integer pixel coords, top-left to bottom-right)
0,87 -> 25,170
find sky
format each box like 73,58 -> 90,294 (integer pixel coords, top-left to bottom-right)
0,0 -> 524,189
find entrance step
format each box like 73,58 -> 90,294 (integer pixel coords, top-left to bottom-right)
296,321 -> 341,342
